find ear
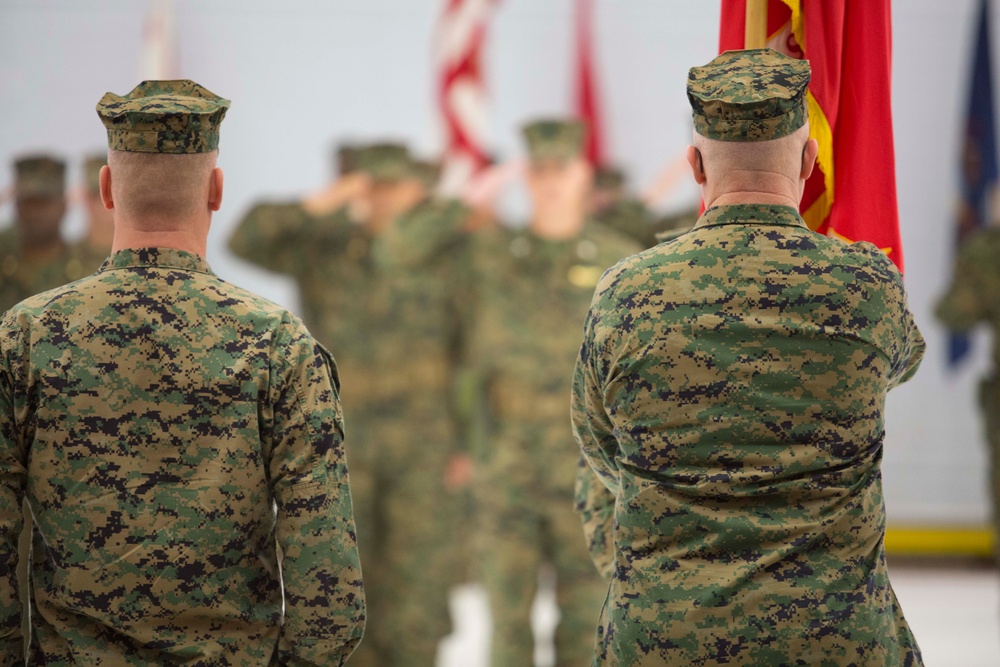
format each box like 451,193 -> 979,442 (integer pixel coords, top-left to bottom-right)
801,138 -> 819,181
99,165 -> 114,210
686,145 -> 706,185
208,167 -> 224,212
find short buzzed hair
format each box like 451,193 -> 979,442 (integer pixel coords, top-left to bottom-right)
108,149 -> 217,229
695,123 -> 810,180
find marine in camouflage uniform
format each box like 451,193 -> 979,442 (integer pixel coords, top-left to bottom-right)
69,153 -> 114,273
229,145 -> 461,666
936,223 -> 1000,563
0,156 -> 88,313
0,79 -> 364,665
571,49 -> 925,666
464,119 -> 639,666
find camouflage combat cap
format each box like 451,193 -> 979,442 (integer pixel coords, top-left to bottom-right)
83,153 -> 107,195
96,79 -> 230,154
14,154 -> 66,199
337,143 -> 361,175
594,166 -> 625,190
522,118 -> 587,162
687,48 -> 811,142
357,143 -> 412,182
411,159 -> 441,189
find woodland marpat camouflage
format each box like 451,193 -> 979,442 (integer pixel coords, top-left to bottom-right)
688,49 -> 811,142
96,80 -> 230,154
0,248 -> 364,666
572,204 -> 925,666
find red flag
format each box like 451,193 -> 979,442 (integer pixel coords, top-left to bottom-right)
719,0 -> 903,272
436,0 -> 498,195
574,0 -> 605,165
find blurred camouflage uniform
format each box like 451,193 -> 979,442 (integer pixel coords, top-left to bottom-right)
572,49 -> 925,666
229,145 -> 460,666
69,153 -> 114,273
462,120 -> 639,666
591,165 -> 698,249
0,79 -> 364,665
936,226 -> 1000,562
0,156 -> 87,313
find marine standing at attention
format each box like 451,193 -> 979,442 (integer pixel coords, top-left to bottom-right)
0,79 -> 365,665
571,50 -> 925,666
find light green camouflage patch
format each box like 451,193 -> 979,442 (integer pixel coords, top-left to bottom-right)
357,143 -> 412,182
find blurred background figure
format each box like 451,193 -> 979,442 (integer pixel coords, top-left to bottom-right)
230,141 -> 466,665
0,155 -> 84,312
936,191 -> 1000,567
462,118 -> 637,666
71,152 -> 114,272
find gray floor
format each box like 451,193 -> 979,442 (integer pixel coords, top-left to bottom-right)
438,566 -> 1000,667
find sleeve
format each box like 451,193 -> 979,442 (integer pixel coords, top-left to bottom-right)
570,302 -> 621,497
268,330 -> 364,667
0,312 -> 26,664
573,454 -> 615,579
935,239 -> 989,332
228,202 -> 351,277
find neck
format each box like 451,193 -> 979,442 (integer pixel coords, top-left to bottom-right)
531,202 -> 586,240
112,222 -> 207,257
703,169 -> 800,210
708,191 -> 800,209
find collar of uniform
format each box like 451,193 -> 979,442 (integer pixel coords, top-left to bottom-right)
99,248 -> 214,275
693,204 -> 807,231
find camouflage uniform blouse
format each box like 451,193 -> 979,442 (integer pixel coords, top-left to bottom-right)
0,248 -> 364,666
572,204 -> 925,666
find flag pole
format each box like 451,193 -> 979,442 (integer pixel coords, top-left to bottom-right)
745,0 -> 768,48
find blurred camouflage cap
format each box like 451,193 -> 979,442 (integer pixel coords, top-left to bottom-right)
83,152 -> 107,195
337,143 -> 361,175
687,48 -> 810,142
411,159 -> 441,189
357,143 -> 412,181
594,165 -> 625,190
14,154 -> 66,199
522,118 -> 586,162
96,79 -> 230,154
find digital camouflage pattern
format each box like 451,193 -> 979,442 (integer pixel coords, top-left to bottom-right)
935,226 -> 1000,561
356,143 -> 412,182
522,119 -> 587,162
574,455 -> 615,580
83,153 -> 108,195
229,199 -> 463,666
688,48 -> 810,142
0,248 -> 364,666
461,221 -> 639,666
14,156 -> 65,199
96,79 -> 230,154
572,204 -> 925,666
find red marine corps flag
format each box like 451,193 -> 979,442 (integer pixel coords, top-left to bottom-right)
574,0 -> 606,166
435,0 -> 499,196
720,0 -> 904,272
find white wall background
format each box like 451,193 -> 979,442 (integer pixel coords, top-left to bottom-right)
0,0 -> 993,525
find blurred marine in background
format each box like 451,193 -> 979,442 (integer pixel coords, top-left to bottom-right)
0,155 -> 85,312
230,142 -> 465,665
